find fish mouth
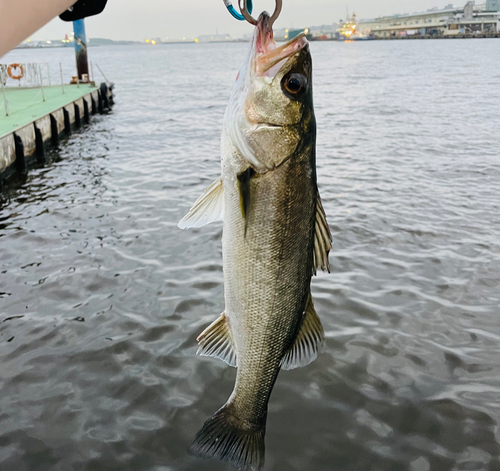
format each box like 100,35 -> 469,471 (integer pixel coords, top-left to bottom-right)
256,33 -> 308,76
252,12 -> 308,77
254,122 -> 282,130
252,122 -> 301,132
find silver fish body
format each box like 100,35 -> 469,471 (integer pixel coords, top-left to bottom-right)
221,116 -> 316,418
179,13 -> 331,471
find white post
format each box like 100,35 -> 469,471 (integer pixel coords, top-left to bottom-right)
39,65 -> 46,102
59,63 -> 65,94
90,61 -> 95,84
47,63 -> 51,87
1,78 -> 9,116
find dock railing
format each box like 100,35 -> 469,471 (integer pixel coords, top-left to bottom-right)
0,62 -> 95,117
0,62 -> 52,89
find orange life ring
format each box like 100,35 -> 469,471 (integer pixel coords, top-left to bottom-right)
7,63 -> 24,80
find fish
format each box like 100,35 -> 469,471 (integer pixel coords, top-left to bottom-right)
178,11 -> 331,471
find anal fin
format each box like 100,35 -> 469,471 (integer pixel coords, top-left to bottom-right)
178,178 -> 224,229
196,313 -> 237,367
313,193 -> 332,275
281,295 -> 324,370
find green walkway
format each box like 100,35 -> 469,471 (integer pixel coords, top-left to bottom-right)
0,84 -> 98,138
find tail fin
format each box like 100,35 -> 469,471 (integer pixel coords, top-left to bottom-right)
189,402 -> 266,471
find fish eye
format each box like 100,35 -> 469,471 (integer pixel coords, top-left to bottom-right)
282,73 -> 307,97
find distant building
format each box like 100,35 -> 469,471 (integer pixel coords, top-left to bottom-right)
274,25 -> 338,42
308,24 -> 338,40
358,1 -> 500,38
486,0 -> 499,10
196,34 -> 232,43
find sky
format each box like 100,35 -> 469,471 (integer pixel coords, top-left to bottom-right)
29,0 -> 465,42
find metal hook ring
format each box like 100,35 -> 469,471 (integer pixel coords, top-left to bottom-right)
223,0 -> 253,21
238,0 -> 257,25
237,0 -> 282,27
268,0 -> 282,28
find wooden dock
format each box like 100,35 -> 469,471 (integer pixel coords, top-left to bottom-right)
0,82 -> 113,187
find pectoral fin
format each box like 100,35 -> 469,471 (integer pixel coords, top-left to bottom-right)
196,313 -> 237,367
237,167 -> 256,236
281,295 -> 324,370
178,178 -> 224,229
313,194 -> 332,275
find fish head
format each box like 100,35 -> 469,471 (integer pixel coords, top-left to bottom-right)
224,12 -> 314,172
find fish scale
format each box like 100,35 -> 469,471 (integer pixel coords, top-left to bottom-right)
179,11 -> 331,470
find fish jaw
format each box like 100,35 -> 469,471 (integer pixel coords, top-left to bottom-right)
256,33 -> 308,77
225,13 -> 311,172
251,12 -> 308,78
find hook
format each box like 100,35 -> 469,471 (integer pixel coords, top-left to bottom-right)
237,0 -> 282,28
223,0 -> 253,21
268,0 -> 282,28
238,0 -> 257,25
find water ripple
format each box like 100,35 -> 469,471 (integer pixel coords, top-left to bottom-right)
0,40 -> 499,470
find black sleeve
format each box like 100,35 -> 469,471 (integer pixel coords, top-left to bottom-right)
59,0 -> 108,21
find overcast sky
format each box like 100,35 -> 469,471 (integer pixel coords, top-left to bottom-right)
30,0 -> 463,41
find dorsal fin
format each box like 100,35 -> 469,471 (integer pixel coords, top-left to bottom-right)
313,193 -> 332,275
196,313 -> 237,367
281,294 -> 324,370
178,178 -> 224,229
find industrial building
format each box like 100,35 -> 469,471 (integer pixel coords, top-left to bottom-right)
358,0 -> 500,38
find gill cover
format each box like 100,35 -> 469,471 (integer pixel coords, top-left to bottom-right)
224,12 -> 312,172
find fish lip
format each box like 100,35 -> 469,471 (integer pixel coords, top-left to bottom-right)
256,33 -> 308,75
253,122 -> 283,130
252,122 -> 301,131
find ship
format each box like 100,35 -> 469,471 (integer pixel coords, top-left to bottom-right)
336,12 -> 358,40
336,12 -> 374,40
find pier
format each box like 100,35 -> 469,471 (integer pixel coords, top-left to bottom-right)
0,17 -> 113,189
0,81 -> 113,186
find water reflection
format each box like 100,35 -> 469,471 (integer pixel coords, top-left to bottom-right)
1,40 -> 499,470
